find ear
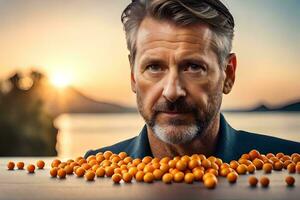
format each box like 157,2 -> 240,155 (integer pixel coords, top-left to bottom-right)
223,53 -> 237,94
129,54 -> 137,93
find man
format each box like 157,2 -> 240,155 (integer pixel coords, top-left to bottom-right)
85,0 -> 300,162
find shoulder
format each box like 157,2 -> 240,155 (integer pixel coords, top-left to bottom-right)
234,130 -> 300,155
84,136 -> 137,159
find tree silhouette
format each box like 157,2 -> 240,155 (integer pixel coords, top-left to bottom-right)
0,71 -> 57,156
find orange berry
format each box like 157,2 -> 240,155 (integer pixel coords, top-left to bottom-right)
162,173 -> 173,184
276,152 -> 285,159
160,163 -> 170,173
193,169 -> 204,181
173,172 -> 185,182
236,164 -> 247,175
240,154 -> 250,160
201,159 -> 211,169
112,173 -> 122,183
105,166 -> 115,177
27,164 -> 35,173
273,161 -> 284,171
263,163 -> 273,174
86,155 -> 96,163
128,167 -> 138,177
248,149 -> 260,160
287,163 -> 296,173
118,152 -> 128,160
204,177 -> 217,189
229,160 -> 239,170
260,176 -> 270,187
184,173 -> 195,184
168,160 -> 177,168
176,160 -> 187,171
220,167 -> 233,177
50,167 -> 58,177
76,167 -> 86,177
64,165 -> 73,175
227,172 -> 238,183
247,164 -> 256,174
153,169 -> 163,180
203,173 -> 217,182
252,158 -> 264,170
137,162 -> 146,171
36,160 -> 45,169
143,172 -> 155,183
285,176 -> 295,186
84,170 -> 95,181
135,171 -> 145,182
16,162 -> 24,170
266,153 -> 275,159
95,167 -> 105,177
160,157 -> 171,164
143,165 -> 155,173
123,156 -> 133,164
81,163 -> 91,171
122,172 -> 132,183
103,151 -> 113,160
188,159 -> 200,170
51,159 -> 61,168
57,168 -> 66,179
142,156 -> 152,164
7,162 -> 15,170
248,176 -> 258,187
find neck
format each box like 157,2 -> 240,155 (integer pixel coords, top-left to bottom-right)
147,113 -> 221,159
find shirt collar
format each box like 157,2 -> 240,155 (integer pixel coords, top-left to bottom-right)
130,124 -> 153,158
214,113 -> 238,162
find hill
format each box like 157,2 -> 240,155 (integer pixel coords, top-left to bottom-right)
223,101 -> 300,112
46,86 -> 137,116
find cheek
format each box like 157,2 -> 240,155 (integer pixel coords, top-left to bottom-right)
184,76 -> 222,108
186,83 -> 209,108
136,76 -> 163,113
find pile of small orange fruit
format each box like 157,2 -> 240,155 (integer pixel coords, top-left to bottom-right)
6,150 -> 300,189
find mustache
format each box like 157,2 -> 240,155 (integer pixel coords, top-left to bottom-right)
153,98 -> 197,113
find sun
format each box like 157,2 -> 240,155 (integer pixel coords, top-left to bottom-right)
50,73 -> 72,88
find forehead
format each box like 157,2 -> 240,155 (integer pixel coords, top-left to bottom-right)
135,17 -> 213,59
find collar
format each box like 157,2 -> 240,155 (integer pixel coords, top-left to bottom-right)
130,124 -> 153,158
214,113 -> 238,162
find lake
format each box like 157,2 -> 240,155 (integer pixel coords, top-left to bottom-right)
54,112 -> 300,158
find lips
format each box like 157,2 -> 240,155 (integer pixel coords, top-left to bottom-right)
159,111 -> 190,117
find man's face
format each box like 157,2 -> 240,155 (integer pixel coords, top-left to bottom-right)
131,17 -> 227,145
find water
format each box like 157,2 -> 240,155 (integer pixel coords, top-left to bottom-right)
54,112 -> 300,158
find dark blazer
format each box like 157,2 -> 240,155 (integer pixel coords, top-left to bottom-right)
84,113 -> 300,162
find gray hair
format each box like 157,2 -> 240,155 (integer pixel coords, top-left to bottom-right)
121,0 -> 235,68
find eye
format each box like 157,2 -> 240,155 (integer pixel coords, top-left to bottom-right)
145,64 -> 163,73
184,63 -> 206,72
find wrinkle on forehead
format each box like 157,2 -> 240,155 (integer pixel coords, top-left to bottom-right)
135,17 -> 213,63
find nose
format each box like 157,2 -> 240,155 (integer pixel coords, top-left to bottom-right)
162,71 -> 186,102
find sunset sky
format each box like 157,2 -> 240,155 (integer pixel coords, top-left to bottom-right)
0,0 -> 299,109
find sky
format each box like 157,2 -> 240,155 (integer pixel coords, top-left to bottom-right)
0,0 -> 299,109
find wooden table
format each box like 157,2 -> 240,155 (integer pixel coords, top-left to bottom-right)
0,157 -> 299,200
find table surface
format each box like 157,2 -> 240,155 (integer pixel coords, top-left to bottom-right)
0,157 -> 299,200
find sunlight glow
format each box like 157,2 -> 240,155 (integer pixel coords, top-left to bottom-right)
50,73 -> 72,88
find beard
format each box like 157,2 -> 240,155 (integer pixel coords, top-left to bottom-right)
136,89 -> 222,145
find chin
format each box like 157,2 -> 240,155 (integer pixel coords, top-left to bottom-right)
152,123 -> 199,145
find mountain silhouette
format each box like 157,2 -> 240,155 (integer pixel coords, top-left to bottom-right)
223,101 -> 300,112
46,86 -> 136,116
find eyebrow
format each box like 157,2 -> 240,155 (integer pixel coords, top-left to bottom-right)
139,54 -> 208,66
178,54 -> 207,65
140,56 -> 166,66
